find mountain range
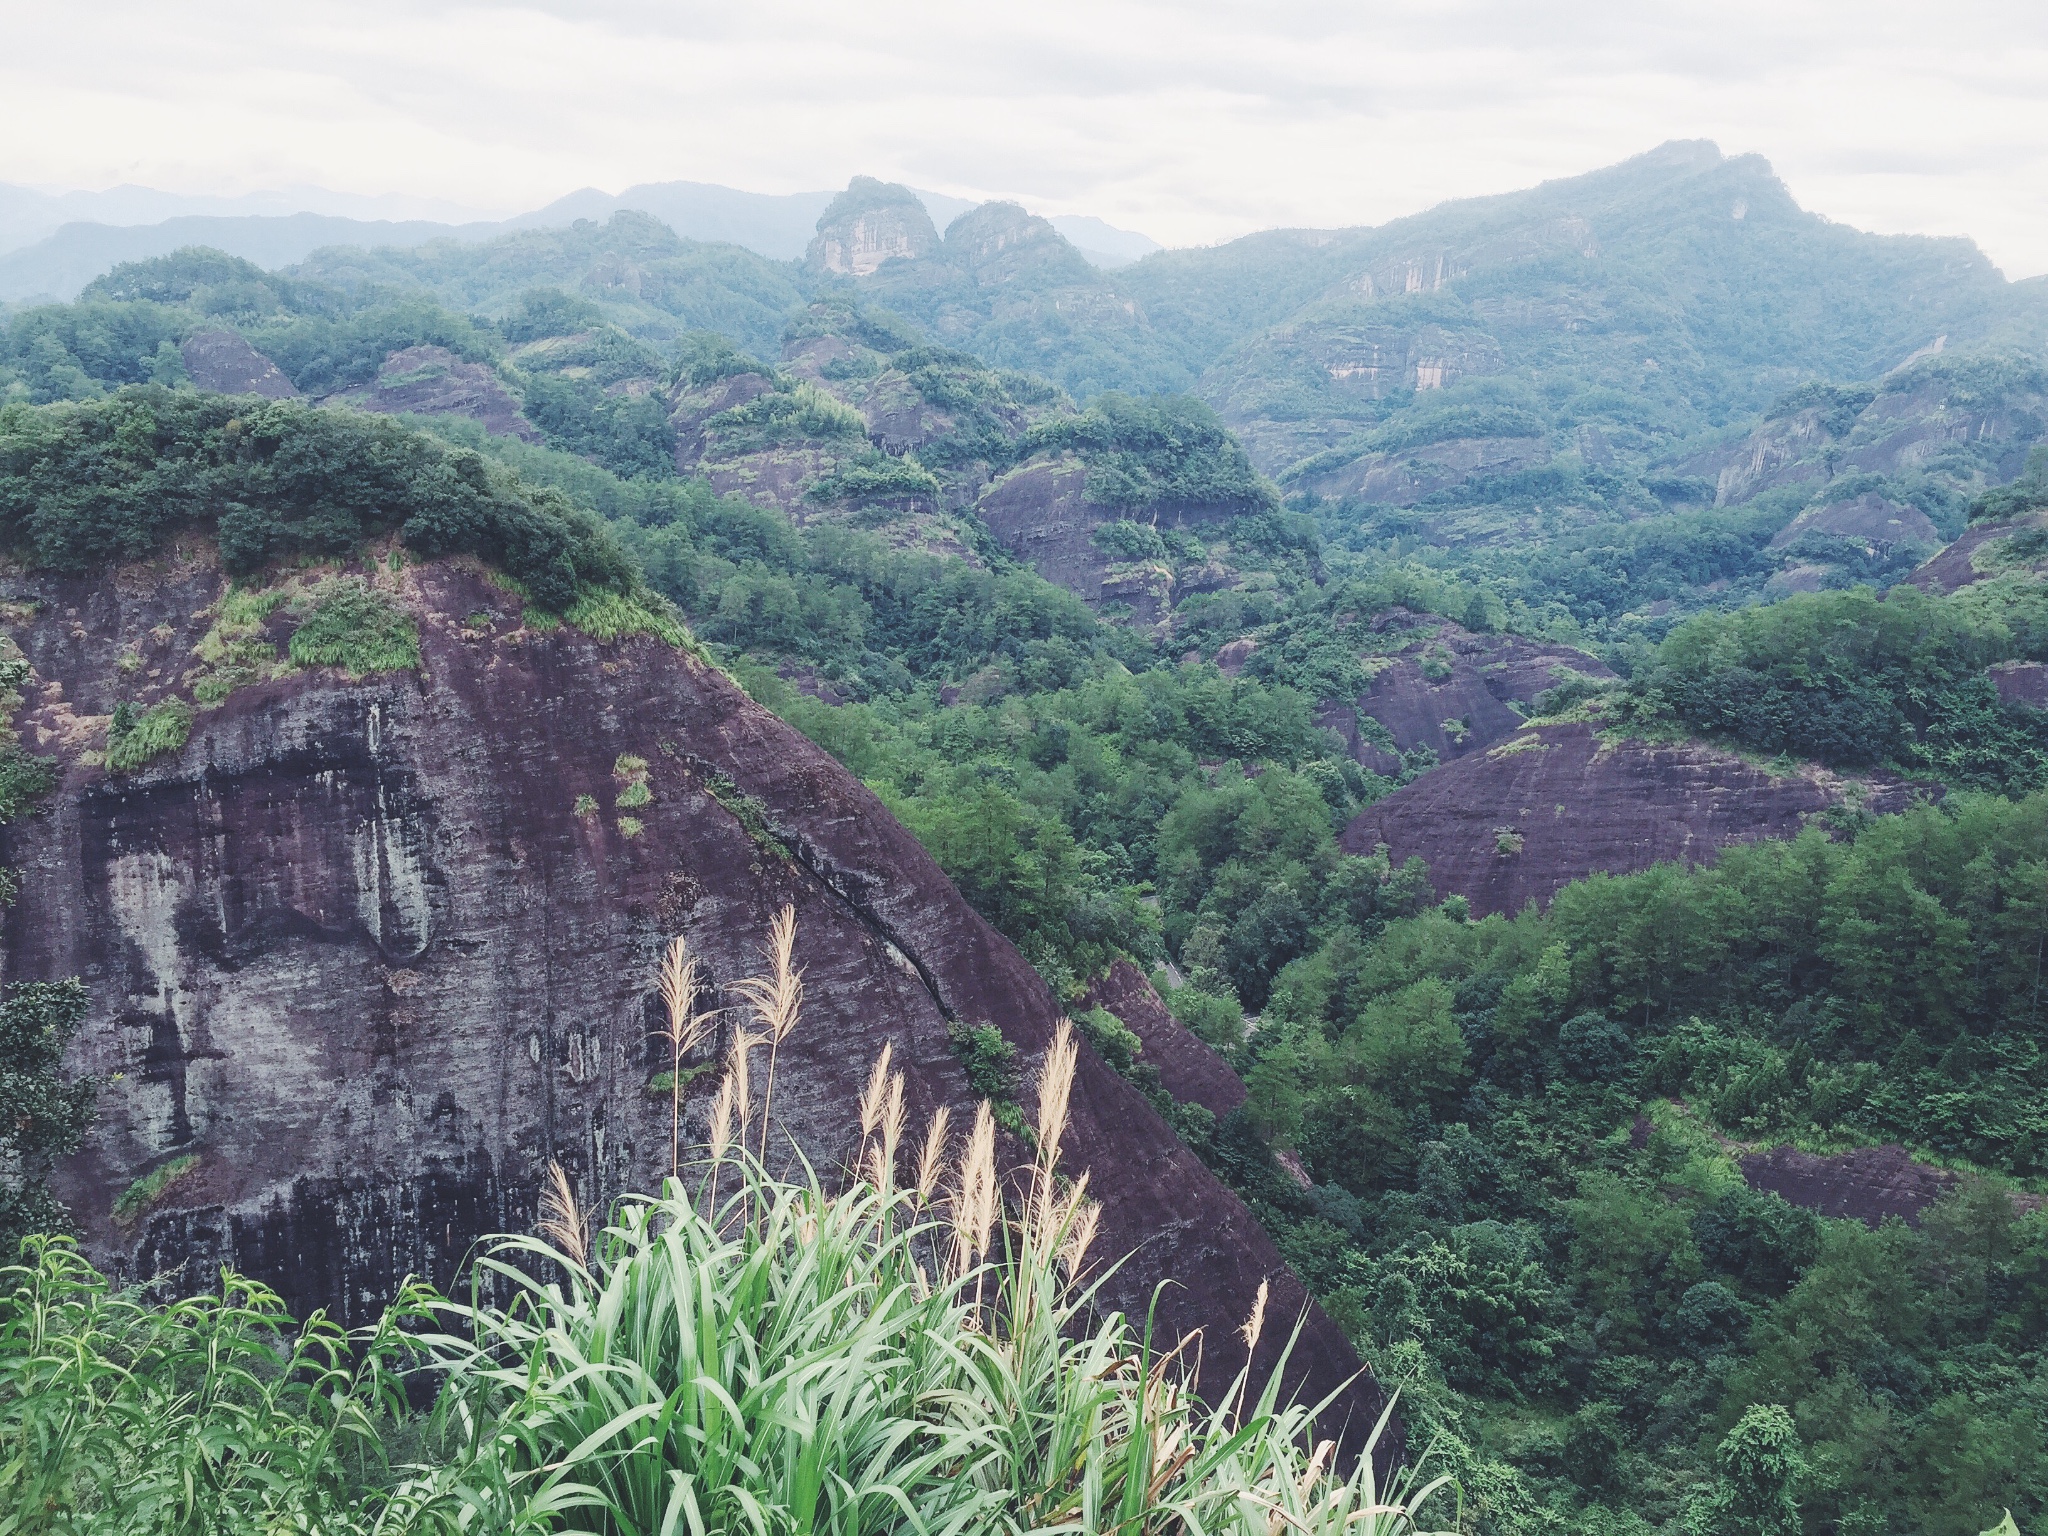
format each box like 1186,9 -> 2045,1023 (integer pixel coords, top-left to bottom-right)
0,178 -> 1163,303
6,137 -> 2048,1532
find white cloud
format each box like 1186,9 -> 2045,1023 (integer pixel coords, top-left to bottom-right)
2,0 -> 2045,274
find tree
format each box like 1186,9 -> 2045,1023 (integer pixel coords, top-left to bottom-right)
1691,1403 -> 1805,1536
0,979 -> 96,1250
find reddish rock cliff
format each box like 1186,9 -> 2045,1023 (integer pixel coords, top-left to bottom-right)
1080,960 -> 1246,1120
2,553 -> 1381,1439
1342,722 -> 1927,915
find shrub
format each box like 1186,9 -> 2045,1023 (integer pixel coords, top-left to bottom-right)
110,1154 -> 199,1226
105,699 -> 192,771
285,578 -> 420,675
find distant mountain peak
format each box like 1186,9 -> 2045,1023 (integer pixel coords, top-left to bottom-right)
807,177 -> 940,275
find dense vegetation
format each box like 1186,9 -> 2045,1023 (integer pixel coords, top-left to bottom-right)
0,388 -> 637,608
1,1008 -> 1444,1536
1207,794 -> 2048,1534
1623,577 -> 2048,791
5,170 -> 2048,1534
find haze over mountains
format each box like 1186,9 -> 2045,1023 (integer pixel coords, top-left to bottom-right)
0,177 -> 1164,302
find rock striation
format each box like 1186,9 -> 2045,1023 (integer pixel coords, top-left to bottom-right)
806,178 -> 940,277
2,552 -> 1382,1440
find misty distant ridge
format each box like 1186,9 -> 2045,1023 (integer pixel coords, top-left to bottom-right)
0,176 -> 1165,302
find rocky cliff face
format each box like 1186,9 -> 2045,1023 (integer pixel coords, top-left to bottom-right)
1080,960 -> 1245,1121
179,330 -> 299,400
1907,510 -> 2048,594
1340,721 -> 1926,915
806,178 -> 941,277
3,552 -> 1380,1435
1316,618 -> 1612,774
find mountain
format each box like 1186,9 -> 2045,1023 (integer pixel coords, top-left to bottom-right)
0,180 -> 493,257
0,212 -> 510,304
0,396 -> 1382,1434
9,155 -> 2048,1520
0,179 -> 1161,304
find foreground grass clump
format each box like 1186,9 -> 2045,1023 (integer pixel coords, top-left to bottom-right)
0,914 -> 1452,1536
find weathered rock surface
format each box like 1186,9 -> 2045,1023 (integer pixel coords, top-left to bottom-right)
1290,433 -> 1547,507
332,345 -> 540,442
974,456 -> 1234,627
1907,511 -> 2048,594
806,178 -> 940,277
1340,722 -> 1926,915
3,555 -> 1380,1437
179,330 -> 299,399
1991,660 -> 2048,709
1738,1144 -> 1958,1228
1740,1142 -> 2045,1226
1080,960 -> 1246,1120
1767,491 -> 1938,551
1317,619 -> 1612,775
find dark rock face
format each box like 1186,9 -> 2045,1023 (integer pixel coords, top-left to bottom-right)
1768,491 -> 1938,551
1991,661 -> 2048,708
179,330 -> 299,399
1340,722 -> 1925,915
1739,1141 -> 2043,1226
1908,512 -> 2048,594
1080,960 -> 1246,1120
4,557 -> 1381,1440
1318,621 -> 1611,775
974,457 -> 1235,627
333,346 -> 540,442
1740,1144 -> 1955,1228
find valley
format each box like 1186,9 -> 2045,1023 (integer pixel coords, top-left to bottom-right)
4,140 -> 2048,1534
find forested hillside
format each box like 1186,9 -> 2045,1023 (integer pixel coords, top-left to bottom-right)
5,144 -> 2048,1536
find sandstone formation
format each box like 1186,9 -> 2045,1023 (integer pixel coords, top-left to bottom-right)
178,329 -> 299,399
806,178 -> 940,277
973,456 -> 1235,629
2,552 -> 1381,1437
1907,510 -> 2048,594
1738,1143 -> 1957,1229
1317,620 -> 1612,774
1766,491 -> 1938,552
333,345 -> 541,442
1080,960 -> 1246,1121
1340,722 -> 1927,916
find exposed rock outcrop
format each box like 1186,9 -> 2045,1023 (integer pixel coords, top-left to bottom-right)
1317,619 -> 1612,774
1738,1141 -> 2044,1227
1080,960 -> 1246,1120
806,178 -> 940,277
1767,491 -> 1938,551
332,345 -> 540,442
178,329 -> 299,399
1907,510 -> 2048,594
3,553 -> 1380,1438
1340,722 -> 1927,915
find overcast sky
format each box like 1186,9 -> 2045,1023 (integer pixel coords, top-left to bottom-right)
5,0 -> 2048,275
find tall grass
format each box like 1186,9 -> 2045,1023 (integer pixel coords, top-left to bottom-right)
0,915 -> 1455,1535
